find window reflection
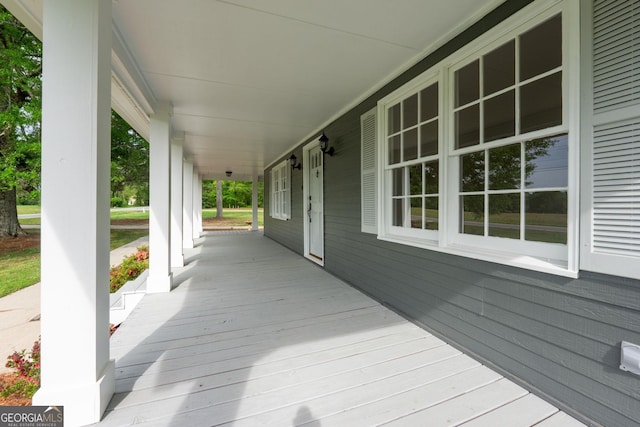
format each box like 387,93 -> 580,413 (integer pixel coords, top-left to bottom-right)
456,104 -> 480,149
520,14 -> 562,81
461,195 -> 484,235
521,72 -> 562,133
403,128 -> 418,161
461,151 -> 485,192
489,143 -> 521,190
403,94 -> 418,128
410,164 -> 422,196
421,84 -> 438,121
526,134 -> 568,188
525,191 -> 567,244
411,197 -> 422,229
459,134 -> 567,240
392,198 -> 404,227
392,168 -> 404,196
488,193 -> 520,239
389,135 -> 401,164
388,104 -> 401,135
424,197 -> 438,230
455,60 -> 479,107
389,161 -> 439,232
485,90 -> 515,142
420,121 -> 438,157
484,40 -> 515,95
424,161 -> 438,194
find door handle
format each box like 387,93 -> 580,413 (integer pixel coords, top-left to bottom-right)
307,202 -> 312,223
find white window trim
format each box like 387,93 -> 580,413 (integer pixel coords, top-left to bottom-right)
376,0 -> 581,278
270,160 -> 291,221
379,74 -> 442,244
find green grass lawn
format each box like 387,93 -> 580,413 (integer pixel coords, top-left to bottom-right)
0,229 -> 149,298
110,230 -> 149,249
109,209 -> 265,225
4,207 -> 264,298
18,206 -> 264,226
203,209 -> 264,225
109,210 -> 150,221
0,247 -> 40,298
20,209 -> 152,225
17,205 -> 41,215
16,217 -> 40,225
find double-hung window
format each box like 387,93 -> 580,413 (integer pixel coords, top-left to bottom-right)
386,79 -> 440,241
376,1 -> 578,276
270,160 -> 290,220
450,12 -> 569,262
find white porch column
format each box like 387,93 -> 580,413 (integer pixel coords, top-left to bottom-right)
170,140 -> 184,268
183,161 -> 194,249
193,170 -> 202,239
147,107 -> 173,293
34,1 -> 114,425
252,174 -> 259,231
197,173 -> 203,235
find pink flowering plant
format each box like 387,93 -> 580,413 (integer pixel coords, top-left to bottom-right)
110,246 -> 149,293
2,337 -> 41,398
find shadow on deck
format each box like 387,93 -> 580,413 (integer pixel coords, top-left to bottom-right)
96,231 -> 584,426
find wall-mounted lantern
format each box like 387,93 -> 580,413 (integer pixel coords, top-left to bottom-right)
289,153 -> 301,170
319,131 -> 334,156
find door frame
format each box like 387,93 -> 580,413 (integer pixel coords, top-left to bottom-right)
303,140 -> 324,266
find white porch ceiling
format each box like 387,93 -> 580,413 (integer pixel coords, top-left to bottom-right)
3,0 -> 503,181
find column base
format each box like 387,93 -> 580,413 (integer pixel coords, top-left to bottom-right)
171,254 -> 184,269
32,359 -> 115,427
146,272 -> 173,293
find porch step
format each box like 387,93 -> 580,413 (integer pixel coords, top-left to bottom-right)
109,270 -> 148,326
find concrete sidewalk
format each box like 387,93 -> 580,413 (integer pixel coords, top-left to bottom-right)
0,236 -> 148,373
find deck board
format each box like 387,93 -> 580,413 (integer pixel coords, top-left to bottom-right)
459,394 -> 558,426
535,412 -> 589,427
384,378 -> 527,425
96,231 -> 586,427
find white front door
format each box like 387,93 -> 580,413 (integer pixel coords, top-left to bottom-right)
306,145 -> 324,264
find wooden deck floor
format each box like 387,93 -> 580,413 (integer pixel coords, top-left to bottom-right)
97,231 -> 586,427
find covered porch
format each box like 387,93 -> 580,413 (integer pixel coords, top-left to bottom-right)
3,0 -> 636,425
96,231 -> 584,426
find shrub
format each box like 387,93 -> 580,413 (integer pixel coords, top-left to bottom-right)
110,196 -> 126,208
2,338 -> 40,398
17,190 -> 40,205
109,246 -> 149,293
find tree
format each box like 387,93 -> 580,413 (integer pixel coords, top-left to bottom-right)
222,180 -> 263,208
201,180 -> 216,208
0,6 -> 42,237
110,111 -> 149,206
461,137 -> 556,218
202,179 -> 264,211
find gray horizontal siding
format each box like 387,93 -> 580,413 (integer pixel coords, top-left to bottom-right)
264,1 -> 640,426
